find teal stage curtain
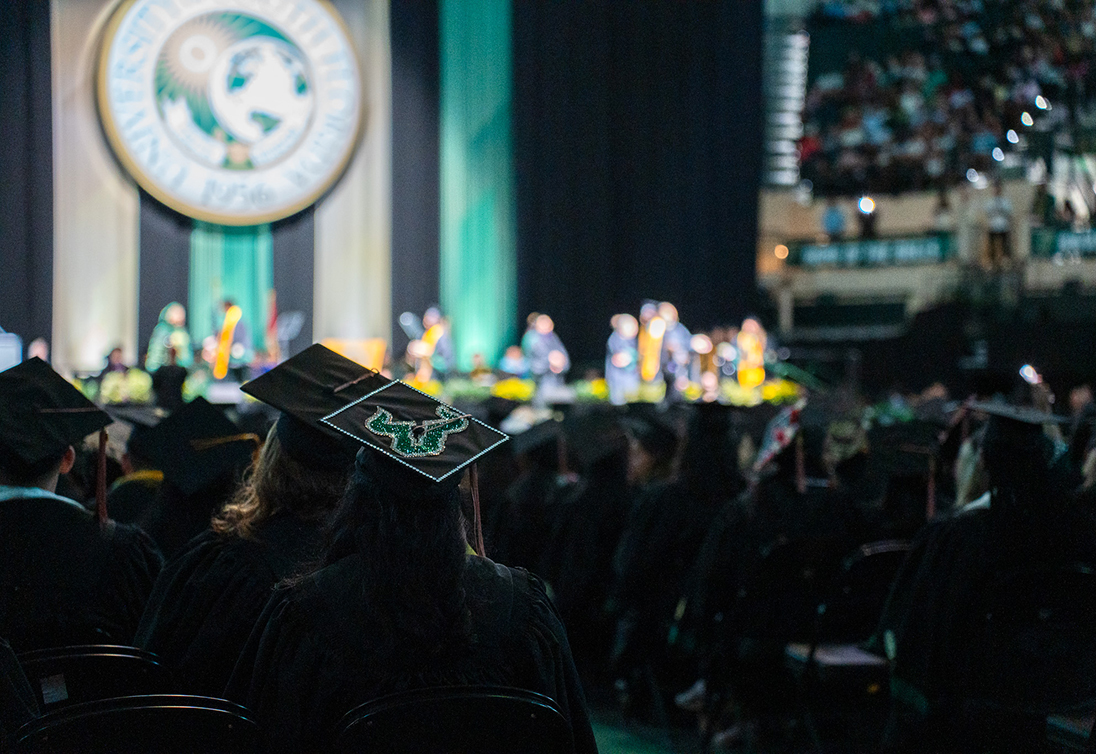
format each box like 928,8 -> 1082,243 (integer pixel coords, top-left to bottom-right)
440,0 -> 516,371
188,222 -> 273,353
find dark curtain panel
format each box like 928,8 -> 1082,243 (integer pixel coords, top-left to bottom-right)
138,199 -> 191,356
512,1 -> 764,368
0,0 -> 53,345
271,208 -> 315,357
390,0 -> 441,353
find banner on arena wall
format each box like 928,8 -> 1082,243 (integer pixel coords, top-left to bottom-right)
791,236 -> 952,268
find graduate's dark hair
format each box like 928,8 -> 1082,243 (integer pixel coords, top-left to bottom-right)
0,445 -> 65,488
212,427 -> 348,539
317,462 -> 470,671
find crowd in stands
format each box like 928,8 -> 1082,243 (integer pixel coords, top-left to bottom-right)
2,346 -> 1096,751
801,0 -> 1096,195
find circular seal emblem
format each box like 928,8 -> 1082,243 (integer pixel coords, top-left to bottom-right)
98,0 -> 363,225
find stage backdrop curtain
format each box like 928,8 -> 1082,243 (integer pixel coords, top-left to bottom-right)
188,223 -> 273,353
51,0 -> 140,374
439,0 -> 517,371
312,0 -> 393,347
511,1 -> 764,367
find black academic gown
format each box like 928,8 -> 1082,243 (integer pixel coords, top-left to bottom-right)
135,512 -> 324,696
874,499 -> 1096,749
138,477 -> 237,560
0,491 -> 163,652
226,555 -> 598,754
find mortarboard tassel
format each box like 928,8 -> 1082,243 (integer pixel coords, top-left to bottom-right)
926,456 -> 937,521
795,433 -> 806,495
469,463 -> 487,558
96,428 -> 108,525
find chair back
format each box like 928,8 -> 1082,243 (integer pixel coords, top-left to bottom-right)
13,694 -> 259,754
17,646 -> 173,712
731,536 -> 849,644
965,564 -> 1096,714
817,539 -> 910,643
333,685 -> 571,754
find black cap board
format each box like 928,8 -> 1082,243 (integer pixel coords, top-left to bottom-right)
138,397 -> 258,496
320,378 -> 509,483
968,401 -> 1069,426
0,358 -> 112,470
241,344 -> 390,469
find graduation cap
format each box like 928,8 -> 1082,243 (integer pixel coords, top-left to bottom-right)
138,397 -> 258,496
241,344 -> 390,470
107,405 -> 167,464
320,378 -> 509,557
320,379 -> 509,485
509,417 -> 562,459
563,411 -> 627,469
622,404 -> 680,459
968,401 -> 1069,427
0,358 -> 113,521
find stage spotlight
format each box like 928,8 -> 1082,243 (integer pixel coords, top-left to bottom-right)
858,196 -> 875,214
774,244 -> 789,259
1006,129 -> 1019,144
1035,95 -> 1049,110
992,148 -> 1004,162
1021,111 -> 1034,127
966,168 -> 979,182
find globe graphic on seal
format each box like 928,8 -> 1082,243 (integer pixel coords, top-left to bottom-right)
155,13 -> 315,170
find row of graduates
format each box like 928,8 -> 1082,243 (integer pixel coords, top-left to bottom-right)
0,350 -> 596,753
479,385 -> 1096,750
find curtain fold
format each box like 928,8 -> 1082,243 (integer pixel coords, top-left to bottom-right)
440,0 -> 516,371
189,222 -> 272,353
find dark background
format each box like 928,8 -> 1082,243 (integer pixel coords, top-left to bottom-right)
0,0 -> 53,347
511,1 -> 765,367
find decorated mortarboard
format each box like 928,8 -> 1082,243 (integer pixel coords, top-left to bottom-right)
0,358 -> 112,468
320,379 -> 509,483
138,397 -> 258,496
752,399 -> 805,475
240,344 -> 390,469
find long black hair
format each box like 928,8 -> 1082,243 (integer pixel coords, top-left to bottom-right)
317,459 -> 471,674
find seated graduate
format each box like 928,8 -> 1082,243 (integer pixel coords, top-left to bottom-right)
136,345 -> 378,696
0,358 -> 163,651
135,397 -> 258,559
875,401 -> 1096,751
226,379 -> 598,754
105,405 -> 166,526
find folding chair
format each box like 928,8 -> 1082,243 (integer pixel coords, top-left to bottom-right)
784,540 -> 910,752
333,685 -> 571,754
14,694 -> 259,753
16,646 -> 173,712
702,537 -> 849,751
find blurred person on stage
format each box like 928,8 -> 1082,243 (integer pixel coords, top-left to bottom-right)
523,313 -> 570,397
606,314 -> 640,405
146,302 -> 193,372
